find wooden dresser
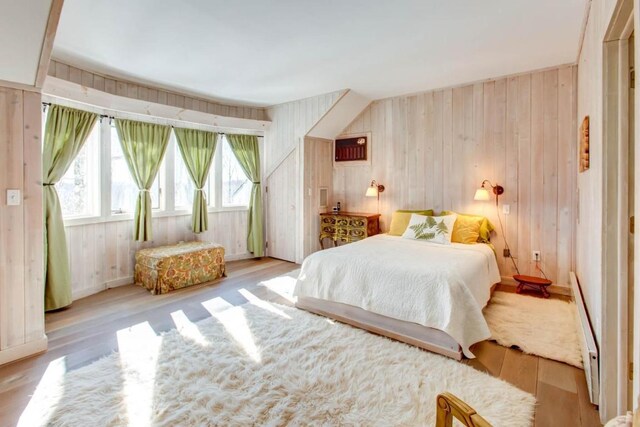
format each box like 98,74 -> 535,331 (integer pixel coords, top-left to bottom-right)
319,212 -> 380,249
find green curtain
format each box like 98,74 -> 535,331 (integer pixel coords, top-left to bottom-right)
226,134 -> 264,257
174,128 -> 218,233
43,105 -> 98,311
115,119 -> 170,241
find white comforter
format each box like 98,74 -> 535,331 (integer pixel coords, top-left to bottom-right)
294,234 -> 501,357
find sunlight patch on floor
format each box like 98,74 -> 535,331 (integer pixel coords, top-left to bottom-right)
18,356 -> 67,427
170,310 -> 210,347
211,306 -> 262,363
238,288 -> 292,319
116,321 -> 161,427
258,271 -> 299,303
201,296 -> 234,315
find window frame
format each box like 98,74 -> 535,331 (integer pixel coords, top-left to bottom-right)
53,119 -> 102,220
219,135 -> 252,209
62,120 -> 250,228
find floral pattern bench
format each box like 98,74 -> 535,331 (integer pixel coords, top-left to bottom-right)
134,241 -> 226,295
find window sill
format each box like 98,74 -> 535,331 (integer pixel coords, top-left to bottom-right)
63,207 -> 249,227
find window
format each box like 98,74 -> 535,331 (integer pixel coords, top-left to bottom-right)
221,137 -> 251,207
110,124 -> 161,214
174,140 -> 196,209
55,123 -> 100,218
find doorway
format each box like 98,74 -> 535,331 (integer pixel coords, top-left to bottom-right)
602,0 -> 636,419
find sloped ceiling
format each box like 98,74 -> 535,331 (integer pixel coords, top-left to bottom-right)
53,0 -> 588,106
0,0 -> 52,85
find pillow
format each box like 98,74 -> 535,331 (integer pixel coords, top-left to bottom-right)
388,209 -> 435,236
401,213 -> 457,245
439,211 -> 495,243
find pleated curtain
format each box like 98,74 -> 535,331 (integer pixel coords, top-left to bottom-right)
43,105 -> 98,311
174,128 -> 218,233
226,134 -> 264,257
115,119 -> 170,241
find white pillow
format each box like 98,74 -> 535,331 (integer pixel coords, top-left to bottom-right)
401,213 -> 457,245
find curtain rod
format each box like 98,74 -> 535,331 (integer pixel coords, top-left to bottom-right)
40,100 -> 264,138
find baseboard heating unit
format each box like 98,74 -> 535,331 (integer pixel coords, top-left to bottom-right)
570,271 -> 600,405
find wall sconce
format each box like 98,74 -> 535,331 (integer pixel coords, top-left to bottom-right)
474,180 -> 504,205
365,180 -> 385,201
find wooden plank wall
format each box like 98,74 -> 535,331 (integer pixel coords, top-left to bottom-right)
0,86 -> 45,355
575,0 -> 618,345
64,210 -> 251,300
264,91 -> 345,176
334,65 -> 577,287
263,91 -> 345,262
303,137 -> 333,258
47,60 -> 266,121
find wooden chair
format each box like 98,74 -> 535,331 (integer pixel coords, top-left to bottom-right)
436,392 -> 492,427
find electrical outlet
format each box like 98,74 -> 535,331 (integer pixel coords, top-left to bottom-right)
532,251 -> 541,262
503,248 -> 510,258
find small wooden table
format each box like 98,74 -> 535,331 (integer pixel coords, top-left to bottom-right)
513,274 -> 552,298
319,212 -> 380,249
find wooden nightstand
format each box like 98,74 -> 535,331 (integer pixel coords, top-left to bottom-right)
319,212 -> 380,249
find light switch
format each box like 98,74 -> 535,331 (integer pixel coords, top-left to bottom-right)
502,204 -> 510,215
7,189 -> 21,206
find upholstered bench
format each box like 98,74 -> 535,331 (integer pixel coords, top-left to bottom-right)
134,241 -> 226,295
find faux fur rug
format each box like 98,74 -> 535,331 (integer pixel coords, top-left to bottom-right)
21,300 -> 535,426
484,291 -> 583,368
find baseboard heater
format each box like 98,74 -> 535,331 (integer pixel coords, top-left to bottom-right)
570,271 -> 600,405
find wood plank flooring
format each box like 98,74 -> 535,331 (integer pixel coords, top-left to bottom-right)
0,258 -> 601,426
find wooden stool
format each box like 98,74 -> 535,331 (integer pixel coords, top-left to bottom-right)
513,274 -> 552,298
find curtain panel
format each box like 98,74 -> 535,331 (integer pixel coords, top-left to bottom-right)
226,134 -> 264,257
174,127 -> 218,233
115,119 -> 170,241
43,105 -> 98,311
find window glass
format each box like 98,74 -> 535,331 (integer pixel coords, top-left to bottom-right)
174,140 -> 196,209
110,124 -> 160,213
221,137 -> 251,207
56,122 -> 100,218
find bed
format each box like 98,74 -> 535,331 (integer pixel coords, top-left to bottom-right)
293,234 -> 501,359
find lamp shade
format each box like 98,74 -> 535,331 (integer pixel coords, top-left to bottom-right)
365,186 -> 378,198
474,187 -> 490,201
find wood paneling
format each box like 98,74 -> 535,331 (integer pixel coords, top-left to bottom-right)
47,60 -> 266,121
264,91 -> 345,262
65,210 -> 251,300
0,86 -> 46,362
264,91 -> 345,175
303,137 -> 333,258
335,66 -> 577,286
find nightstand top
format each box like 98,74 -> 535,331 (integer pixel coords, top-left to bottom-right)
320,212 -> 381,219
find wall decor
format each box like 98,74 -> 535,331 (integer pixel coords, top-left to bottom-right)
580,116 -> 589,172
333,132 -> 371,167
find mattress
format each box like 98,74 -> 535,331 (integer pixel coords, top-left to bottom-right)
294,234 -> 501,357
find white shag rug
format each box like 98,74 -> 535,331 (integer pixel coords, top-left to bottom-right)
22,300 -> 535,426
484,291 -> 583,368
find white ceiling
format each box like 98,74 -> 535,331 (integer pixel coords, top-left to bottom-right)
0,0 -> 52,85
53,0 -> 588,107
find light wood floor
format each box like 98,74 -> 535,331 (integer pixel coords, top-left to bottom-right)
0,257 -> 601,426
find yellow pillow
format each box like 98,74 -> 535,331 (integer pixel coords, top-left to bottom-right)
439,211 -> 495,243
388,209 -> 435,236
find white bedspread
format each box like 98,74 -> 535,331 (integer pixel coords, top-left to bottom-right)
294,234 -> 501,357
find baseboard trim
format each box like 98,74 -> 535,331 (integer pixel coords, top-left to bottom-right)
499,276 -> 572,297
0,335 -> 48,366
74,253 -> 258,299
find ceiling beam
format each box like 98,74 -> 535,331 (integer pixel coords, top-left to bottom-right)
35,0 -> 64,88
